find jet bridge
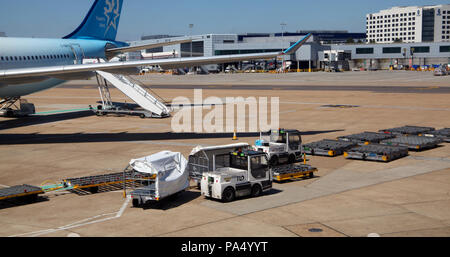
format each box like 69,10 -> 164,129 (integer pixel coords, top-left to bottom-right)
94,71 -> 171,118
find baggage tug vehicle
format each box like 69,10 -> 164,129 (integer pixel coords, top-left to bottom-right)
201,150 -> 273,202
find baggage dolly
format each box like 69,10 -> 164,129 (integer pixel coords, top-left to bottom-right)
379,126 -> 435,136
424,128 -> 450,143
64,171 -> 154,194
380,135 -> 443,151
344,144 -> 409,162
338,132 -> 395,145
0,184 -> 44,203
271,164 -> 317,182
303,139 -> 357,157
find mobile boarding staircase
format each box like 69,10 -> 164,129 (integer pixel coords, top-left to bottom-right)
93,70 -> 172,118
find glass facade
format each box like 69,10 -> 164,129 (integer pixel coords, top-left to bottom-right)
382,47 -> 401,53
356,48 -> 374,54
411,46 -> 430,53
440,45 -> 450,52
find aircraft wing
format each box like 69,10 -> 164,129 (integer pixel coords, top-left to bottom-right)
106,38 -> 193,54
0,34 -> 311,80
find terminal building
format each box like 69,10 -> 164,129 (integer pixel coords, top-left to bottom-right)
127,31 -> 365,70
322,42 -> 450,70
126,28 -> 449,71
366,4 -> 450,43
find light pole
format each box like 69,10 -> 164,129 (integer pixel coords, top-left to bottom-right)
280,23 -> 287,72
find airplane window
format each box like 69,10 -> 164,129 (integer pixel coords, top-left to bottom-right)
6,57 -> 9,61
19,57 -> 22,61
0,57 -> 3,61
47,55 -> 50,59
14,57 -> 18,61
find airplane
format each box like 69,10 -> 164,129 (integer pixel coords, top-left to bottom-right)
0,0 -> 311,117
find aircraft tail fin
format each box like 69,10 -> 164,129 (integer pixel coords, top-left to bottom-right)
63,0 -> 124,41
282,33 -> 312,55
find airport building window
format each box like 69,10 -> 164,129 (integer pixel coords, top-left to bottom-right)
440,45 -> 450,52
383,47 -> 401,54
356,47 -> 374,54
411,46 -> 430,53
145,47 -> 163,53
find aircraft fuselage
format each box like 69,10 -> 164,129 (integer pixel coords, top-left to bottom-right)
0,37 -> 119,97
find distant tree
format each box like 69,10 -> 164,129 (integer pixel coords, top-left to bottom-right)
357,39 -> 363,44
393,38 -> 403,43
346,37 -> 355,44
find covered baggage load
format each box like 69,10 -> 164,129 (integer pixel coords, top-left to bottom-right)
130,151 -> 189,206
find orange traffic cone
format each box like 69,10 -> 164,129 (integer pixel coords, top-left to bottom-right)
232,130 -> 238,140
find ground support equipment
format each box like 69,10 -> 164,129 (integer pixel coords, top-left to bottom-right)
0,184 -> 44,202
380,135 -> 442,151
338,132 -> 395,145
424,128 -> 450,143
64,171 -> 154,194
379,126 -> 435,136
344,144 -> 409,162
271,164 -> 317,182
303,139 -> 357,157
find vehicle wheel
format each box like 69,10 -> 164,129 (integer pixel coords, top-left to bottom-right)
270,156 -> 279,166
288,154 -> 296,164
222,187 -> 235,202
132,199 -> 140,207
251,184 -> 262,197
140,114 -> 146,119
309,172 -> 314,178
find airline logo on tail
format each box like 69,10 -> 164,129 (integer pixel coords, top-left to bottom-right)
103,0 -> 120,37
64,0 -> 123,41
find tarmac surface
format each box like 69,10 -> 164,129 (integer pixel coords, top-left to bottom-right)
1,71 -> 450,237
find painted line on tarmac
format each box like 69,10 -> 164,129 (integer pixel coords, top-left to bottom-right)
9,197 -> 131,237
281,101 -> 450,112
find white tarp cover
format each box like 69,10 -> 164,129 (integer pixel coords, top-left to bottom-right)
189,143 -> 249,156
129,151 -> 189,199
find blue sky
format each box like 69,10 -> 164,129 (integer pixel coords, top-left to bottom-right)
0,0 -> 446,41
